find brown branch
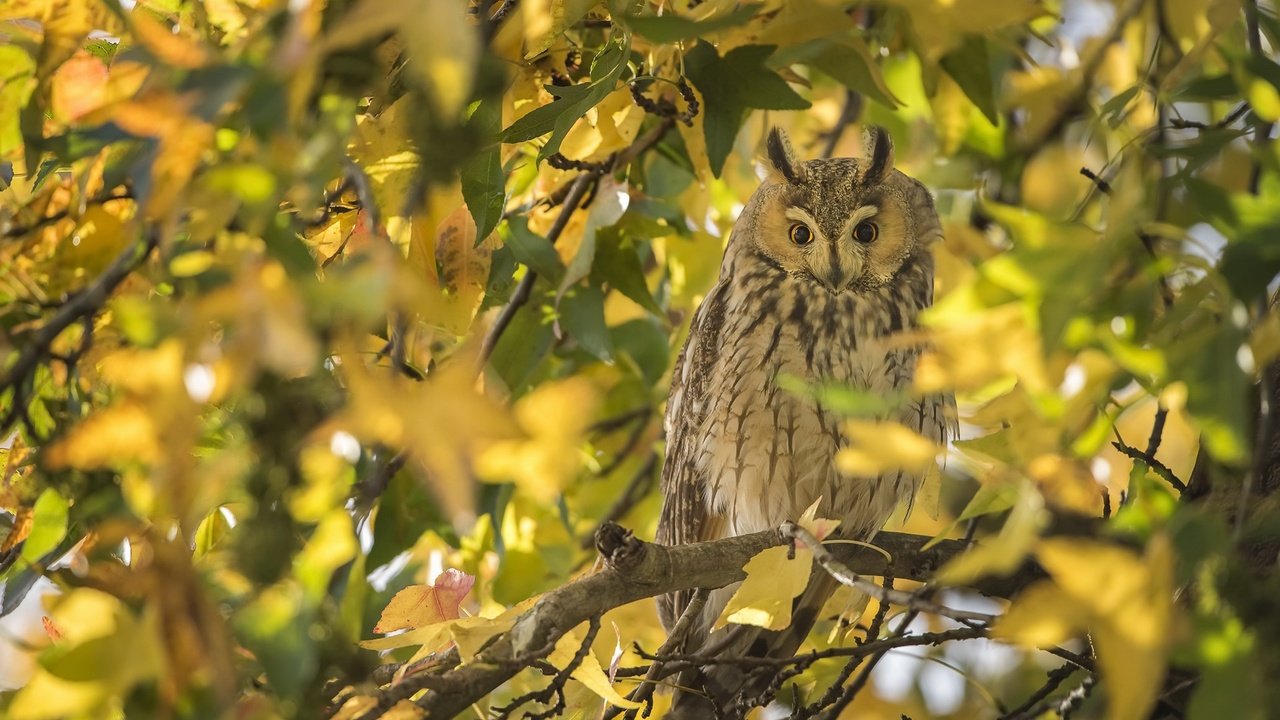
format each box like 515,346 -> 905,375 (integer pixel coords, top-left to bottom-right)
495,615 -> 602,720
999,662 -> 1083,720
821,89 -> 863,159
611,588 -> 709,720
1111,440 -> 1185,493
477,173 -> 593,370
405,524 -> 1035,719
816,609 -> 921,720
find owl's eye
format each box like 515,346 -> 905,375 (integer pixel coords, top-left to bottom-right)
789,223 -> 813,246
853,220 -> 878,243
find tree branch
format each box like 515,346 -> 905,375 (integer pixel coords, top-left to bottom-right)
405,523 -> 1037,718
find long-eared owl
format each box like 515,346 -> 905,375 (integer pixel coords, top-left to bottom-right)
655,126 -> 954,717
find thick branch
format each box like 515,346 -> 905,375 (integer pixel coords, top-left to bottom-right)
409,524 -> 1036,718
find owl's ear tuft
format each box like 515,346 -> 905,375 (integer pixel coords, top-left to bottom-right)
766,127 -> 807,184
863,126 -> 894,184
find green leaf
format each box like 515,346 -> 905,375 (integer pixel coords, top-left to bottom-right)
489,294 -> 556,393
1222,224 -> 1280,301
624,4 -> 759,43
193,507 -> 232,559
502,37 -> 630,160
611,317 -> 669,384
233,584 -> 317,697
462,98 -> 504,241
939,35 -> 998,123
775,37 -> 900,110
590,228 -> 662,315
22,489 -> 68,564
559,284 -> 614,362
685,42 -> 810,176
1175,73 -> 1239,101
369,468 -> 449,569
504,219 -> 565,283
0,45 -> 35,159
1173,316 -> 1249,464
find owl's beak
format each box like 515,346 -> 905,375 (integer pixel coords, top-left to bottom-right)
815,247 -> 860,294
818,268 -> 844,294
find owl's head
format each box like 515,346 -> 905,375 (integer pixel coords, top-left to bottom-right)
731,126 -> 941,293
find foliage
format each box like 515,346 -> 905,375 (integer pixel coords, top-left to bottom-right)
1,0 -> 1279,718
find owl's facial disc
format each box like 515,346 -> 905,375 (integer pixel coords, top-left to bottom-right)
783,206 -> 873,294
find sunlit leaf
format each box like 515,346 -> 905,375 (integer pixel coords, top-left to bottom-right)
548,625 -> 641,709
374,568 -> 475,634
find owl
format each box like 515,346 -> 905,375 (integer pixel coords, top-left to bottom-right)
655,126 -> 953,717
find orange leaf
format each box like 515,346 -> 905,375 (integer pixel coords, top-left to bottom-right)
50,51 -> 106,122
373,568 -> 475,634
41,616 -> 63,643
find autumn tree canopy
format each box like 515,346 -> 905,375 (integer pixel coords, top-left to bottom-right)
2,0 -> 1279,718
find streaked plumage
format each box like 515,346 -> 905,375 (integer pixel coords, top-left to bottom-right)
655,127 -> 953,717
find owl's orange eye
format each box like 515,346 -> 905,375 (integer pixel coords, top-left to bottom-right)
853,221 -> 878,243
789,223 -> 813,246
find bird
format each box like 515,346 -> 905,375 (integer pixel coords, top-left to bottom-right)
654,126 -> 954,718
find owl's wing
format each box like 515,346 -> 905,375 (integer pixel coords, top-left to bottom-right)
655,280 -> 729,630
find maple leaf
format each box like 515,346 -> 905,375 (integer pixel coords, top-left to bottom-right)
373,568 -> 475,634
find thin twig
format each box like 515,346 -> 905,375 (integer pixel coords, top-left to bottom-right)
1110,440 -> 1186,493
0,231 -> 158,434
1,188 -> 134,240
999,662 -> 1082,720
493,615 -> 601,720
821,89 -> 863,159
613,589 -> 710,720
816,610 -> 921,720
637,626 -> 986,671
784,524 -> 997,624
477,174 -> 593,370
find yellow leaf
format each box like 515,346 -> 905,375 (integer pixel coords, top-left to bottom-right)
548,626 -> 642,710
552,622 -> 645,707
358,622 -> 452,652
476,377 -> 599,503
882,0 -> 1046,59
992,581 -> 1087,647
128,7 -> 209,69
716,545 -> 812,631
342,356 -> 518,524
348,97 -> 422,220
1035,535 -> 1177,720
422,205 -> 498,334
837,420 -> 940,478
935,485 -> 1046,585
797,496 -> 841,542
520,0 -> 598,57
450,613 -> 518,660
374,569 -> 476,634
401,0 -> 479,118
44,401 -> 161,469
1026,454 -> 1104,516
10,589 -> 164,720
